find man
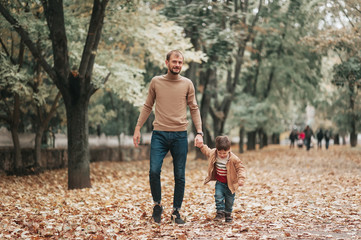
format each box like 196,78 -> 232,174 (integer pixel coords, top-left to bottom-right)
316,128 -> 324,149
289,129 -> 297,148
304,125 -> 314,151
133,50 -> 203,224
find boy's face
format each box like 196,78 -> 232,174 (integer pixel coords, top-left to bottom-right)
217,149 -> 230,159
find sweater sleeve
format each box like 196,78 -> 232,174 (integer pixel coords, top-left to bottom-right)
187,81 -> 202,132
200,144 -> 213,158
136,80 -> 156,128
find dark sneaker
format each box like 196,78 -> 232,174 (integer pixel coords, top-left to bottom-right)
225,212 -> 232,223
214,211 -> 225,221
171,210 -> 185,224
152,205 -> 163,223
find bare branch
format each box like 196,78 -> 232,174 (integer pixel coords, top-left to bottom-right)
0,37 -> 10,57
79,0 -> 109,79
43,91 -> 62,128
41,0 -> 69,81
350,3 -> 361,15
246,0 -> 263,42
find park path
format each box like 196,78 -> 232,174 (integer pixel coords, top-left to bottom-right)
0,145 -> 360,239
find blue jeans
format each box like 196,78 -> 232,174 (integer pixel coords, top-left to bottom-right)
149,130 -> 188,209
215,181 -> 235,213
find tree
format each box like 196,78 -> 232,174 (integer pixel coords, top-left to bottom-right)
0,1 -> 64,174
238,0 -> 324,150
0,0 -> 110,188
302,0 -> 361,147
0,51 -> 29,174
1,0 -> 205,182
332,57 -> 361,146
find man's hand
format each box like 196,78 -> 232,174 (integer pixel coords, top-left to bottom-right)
194,134 -> 203,147
133,126 -> 141,147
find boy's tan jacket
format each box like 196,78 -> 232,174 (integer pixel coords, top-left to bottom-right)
200,145 -> 246,194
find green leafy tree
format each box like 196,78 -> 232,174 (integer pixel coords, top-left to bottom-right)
0,0 -> 110,188
0,51 -> 30,173
1,0 -> 205,182
238,0 -> 323,150
332,57 -> 361,146
302,0 -> 361,147
1,3 -> 63,174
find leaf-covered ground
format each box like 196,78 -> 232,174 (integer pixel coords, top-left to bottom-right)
1,145 -> 360,239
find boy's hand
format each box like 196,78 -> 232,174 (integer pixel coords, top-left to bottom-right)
195,141 -> 203,148
238,179 -> 244,186
194,134 -> 203,147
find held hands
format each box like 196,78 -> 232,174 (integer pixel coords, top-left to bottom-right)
238,179 -> 244,187
194,134 -> 204,148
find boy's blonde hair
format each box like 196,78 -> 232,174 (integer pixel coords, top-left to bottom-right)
215,136 -> 231,151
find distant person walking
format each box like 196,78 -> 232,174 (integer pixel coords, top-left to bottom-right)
298,131 -> 305,148
133,50 -> 203,224
304,125 -> 314,151
289,129 -> 298,148
316,129 -> 324,149
324,130 -> 331,150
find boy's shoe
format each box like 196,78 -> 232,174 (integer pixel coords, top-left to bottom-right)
214,211 -> 225,221
152,205 -> 163,223
225,212 -> 232,223
171,210 -> 185,224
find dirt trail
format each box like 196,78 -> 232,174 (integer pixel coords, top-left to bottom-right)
1,145 -> 360,239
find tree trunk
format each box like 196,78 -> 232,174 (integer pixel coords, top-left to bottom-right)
247,131 -> 257,150
10,93 -> 23,174
271,133 -> 280,144
117,134 -> 123,162
342,135 -> 346,145
66,99 -> 91,189
258,128 -> 266,149
197,67 -> 216,158
10,127 -> 22,174
350,113 -> 357,147
34,92 -> 61,172
239,126 -> 244,153
334,134 -> 340,145
262,132 -> 268,147
34,128 -> 44,171
350,132 -> 357,147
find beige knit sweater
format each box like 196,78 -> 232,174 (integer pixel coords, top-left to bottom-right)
136,73 -> 202,132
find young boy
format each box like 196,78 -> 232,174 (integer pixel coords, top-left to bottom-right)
196,136 -> 246,222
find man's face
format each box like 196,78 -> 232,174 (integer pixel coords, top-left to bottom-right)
166,54 -> 183,75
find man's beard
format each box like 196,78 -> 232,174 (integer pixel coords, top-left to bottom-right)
169,68 -> 181,75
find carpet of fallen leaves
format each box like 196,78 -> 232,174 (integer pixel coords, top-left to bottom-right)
1,145 -> 361,240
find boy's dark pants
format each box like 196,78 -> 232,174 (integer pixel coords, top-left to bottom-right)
215,181 -> 235,213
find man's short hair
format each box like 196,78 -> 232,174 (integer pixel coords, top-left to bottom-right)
166,50 -> 184,61
215,136 -> 231,151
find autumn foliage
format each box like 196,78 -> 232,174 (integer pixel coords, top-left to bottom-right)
1,145 -> 360,239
